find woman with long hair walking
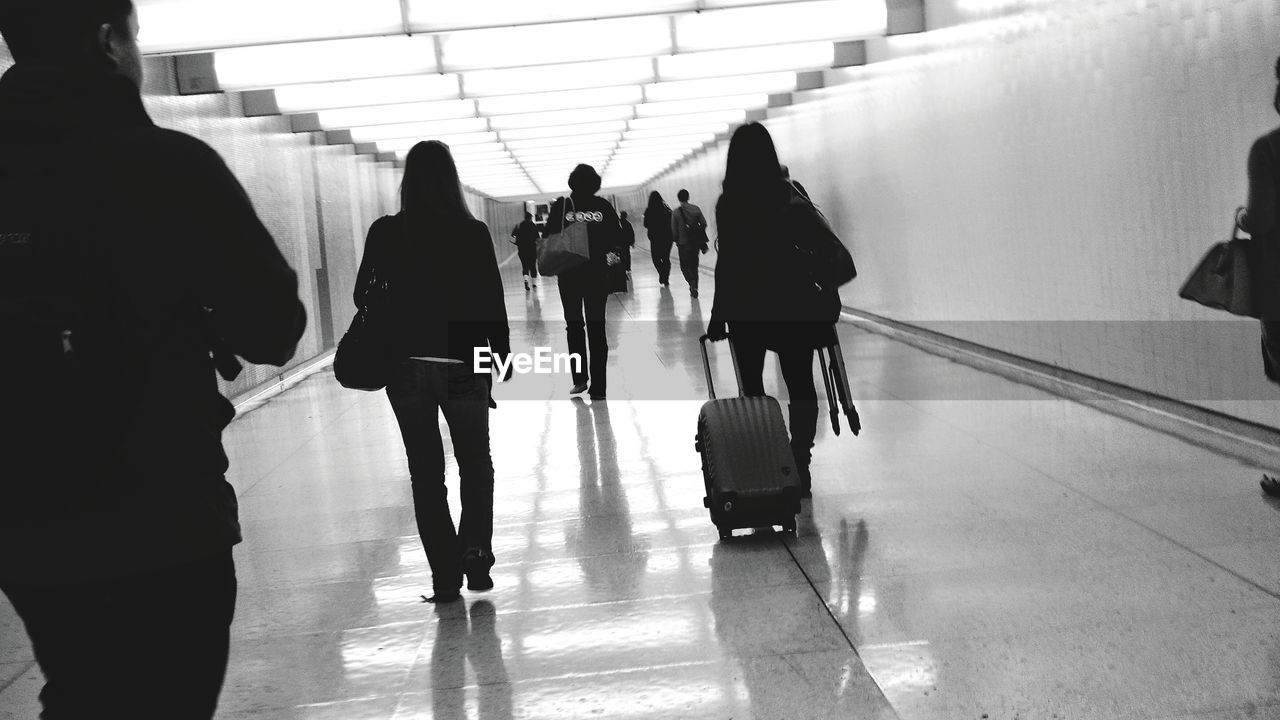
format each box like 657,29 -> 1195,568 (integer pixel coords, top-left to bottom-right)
354,140 -> 510,601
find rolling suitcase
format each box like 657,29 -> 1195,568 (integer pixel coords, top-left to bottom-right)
695,334 -> 802,540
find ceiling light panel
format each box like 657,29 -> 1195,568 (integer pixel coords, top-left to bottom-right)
504,133 -> 624,151
478,86 -> 643,116
407,0 -> 697,31
438,16 -> 672,71
643,72 -> 797,102
351,122 -> 491,143
213,36 -> 438,89
273,75 -> 463,113
376,133 -> 499,152
656,41 -> 834,81
635,94 -> 769,117
498,121 -> 630,141
488,106 -> 636,131
628,110 -> 748,130
623,123 -> 730,140
674,0 -> 887,52
316,102 -> 480,129
137,0 -> 403,54
462,58 -> 656,97
513,145 -> 619,163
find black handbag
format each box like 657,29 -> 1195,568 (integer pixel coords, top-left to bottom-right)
1178,212 -> 1258,318
335,222 -> 403,391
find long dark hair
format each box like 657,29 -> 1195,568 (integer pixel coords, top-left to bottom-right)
400,140 -> 473,222
716,122 -> 791,243
1274,55 -> 1280,115
646,191 -> 665,212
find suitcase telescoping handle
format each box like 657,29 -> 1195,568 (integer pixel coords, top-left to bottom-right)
698,334 -> 744,400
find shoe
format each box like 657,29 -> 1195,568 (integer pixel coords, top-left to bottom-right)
570,382 -> 590,395
523,279 -> 530,290
463,548 -> 495,592
422,589 -> 462,603
1263,474 -> 1280,497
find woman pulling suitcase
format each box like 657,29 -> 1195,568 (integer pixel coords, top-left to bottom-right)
706,123 -> 856,498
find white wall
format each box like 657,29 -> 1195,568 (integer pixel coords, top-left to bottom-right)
650,0 -> 1280,426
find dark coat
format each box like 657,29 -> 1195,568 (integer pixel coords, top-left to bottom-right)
711,183 -> 853,349
643,203 -> 674,245
0,64 -> 306,584
543,193 -> 624,293
354,212 -> 510,363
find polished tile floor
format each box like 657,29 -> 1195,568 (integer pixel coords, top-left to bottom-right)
3,253 -> 1280,719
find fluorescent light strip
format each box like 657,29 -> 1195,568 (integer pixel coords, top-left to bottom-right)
623,123 -> 730,140
438,16 -> 672,71
273,75 -> 463,113
498,120 -> 630,141
643,71 -> 797,102
656,41 -> 834,81
636,94 -> 769,117
511,142 -> 620,157
504,133 -> 624,151
674,0 -> 887,52
488,106 -> 636,131
316,101 -> 478,129
214,35 -> 438,90
376,132 -> 499,151
628,109 -> 747,130
351,123 -> 493,143
463,58 -> 656,97
479,86 -> 643,116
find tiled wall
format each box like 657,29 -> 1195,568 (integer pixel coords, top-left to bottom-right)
0,48 -> 522,399
651,0 -> 1280,427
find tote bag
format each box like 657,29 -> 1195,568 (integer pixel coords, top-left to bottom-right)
537,197 -> 591,276
1178,213 -> 1258,318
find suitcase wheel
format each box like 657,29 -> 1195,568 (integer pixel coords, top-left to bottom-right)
717,525 -> 733,541
781,516 -> 797,535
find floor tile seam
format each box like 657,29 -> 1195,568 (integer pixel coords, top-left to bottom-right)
230,390 -> 370,499
843,600 -> 1280,651
0,660 -> 35,696
885,396 -> 1280,602
778,535 -> 903,720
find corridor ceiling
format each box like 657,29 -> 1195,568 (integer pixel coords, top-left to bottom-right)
135,0 -> 889,198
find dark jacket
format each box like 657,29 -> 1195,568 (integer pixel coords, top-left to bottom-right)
711,182 -> 852,349
355,212 -> 510,363
644,203 -> 674,244
1246,128 -> 1280,319
511,219 -> 539,252
543,193 -> 623,291
0,65 -> 306,584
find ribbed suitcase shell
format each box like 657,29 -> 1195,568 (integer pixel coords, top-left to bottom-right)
697,396 -> 801,536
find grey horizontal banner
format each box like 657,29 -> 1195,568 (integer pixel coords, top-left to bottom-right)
409,319 -> 1280,403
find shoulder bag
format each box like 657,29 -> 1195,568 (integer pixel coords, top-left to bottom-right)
335,218 -> 404,390
1178,209 -> 1258,318
537,197 -> 591,276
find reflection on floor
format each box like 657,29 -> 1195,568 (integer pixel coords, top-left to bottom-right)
3,254 -> 1280,719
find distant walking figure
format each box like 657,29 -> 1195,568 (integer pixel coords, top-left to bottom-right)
671,188 -> 709,298
511,211 -> 540,289
707,122 -> 855,498
356,141 -> 511,600
543,164 -> 624,399
644,191 -> 675,286
1243,58 -> 1280,496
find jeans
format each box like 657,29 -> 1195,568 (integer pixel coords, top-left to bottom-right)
650,238 -> 672,284
386,361 -> 495,593
1,550 -> 237,720
557,271 -> 609,394
677,242 -> 700,292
